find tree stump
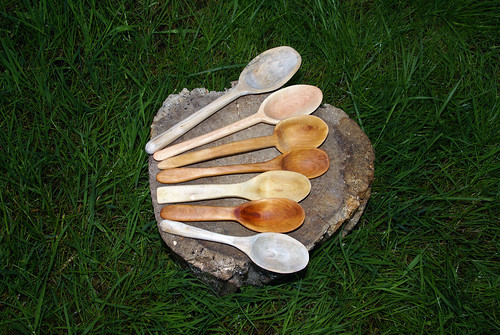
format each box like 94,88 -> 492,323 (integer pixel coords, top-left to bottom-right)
148,87 -> 375,295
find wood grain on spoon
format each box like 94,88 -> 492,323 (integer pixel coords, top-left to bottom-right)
157,115 -> 328,169
156,170 -> 311,204
153,85 -> 323,161
157,148 -> 330,183
160,198 -> 305,233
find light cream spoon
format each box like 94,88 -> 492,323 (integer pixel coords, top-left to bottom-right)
161,198 -> 305,233
157,148 -> 329,183
157,115 -> 328,169
153,85 -> 322,161
160,219 -> 309,273
145,46 -> 301,154
156,171 -> 311,204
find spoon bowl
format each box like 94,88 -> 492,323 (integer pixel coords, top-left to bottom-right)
278,148 -> 330,178
146,46 -> 301,154
249,234 -> 309,273
160,219 -> 309,273
157,115 -> 329,169
259,85 -> 322,122
153,85 -> 323,161
273,115 -> 328,151
241,47 -> 301,91
161,198 -> 305,233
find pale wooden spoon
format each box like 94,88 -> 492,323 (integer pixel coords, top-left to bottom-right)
157,115 -> 328,169
145,46 -> 301,154
160,219 -> 309,273
156,171 -> 311,204
157,148 -> 329,183
161,198 -> 305,233
153,85 -> 323,161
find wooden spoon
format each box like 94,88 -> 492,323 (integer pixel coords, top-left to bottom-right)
157,171 -> 311,204
160,219 -> 309,273
161,198 -> 305,233
157,115 -> 328,169
145,46 -> 301,154
157,148 -> 329,183
153,85 -> 323,161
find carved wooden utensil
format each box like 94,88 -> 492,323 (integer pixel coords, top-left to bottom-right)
160,219 -> 309,273
161,198 -> 305,233
153,85 -> 323,161
156,171 -> 311,204
157,115 -> 328,169
145,46 -> 301,154
156,148 -> 329,183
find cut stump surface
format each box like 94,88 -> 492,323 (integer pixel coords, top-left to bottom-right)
148,87 -> 375,295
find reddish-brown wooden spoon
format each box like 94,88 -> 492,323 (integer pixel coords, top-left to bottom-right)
156,148 -> 329,183
161,198 -> 305,233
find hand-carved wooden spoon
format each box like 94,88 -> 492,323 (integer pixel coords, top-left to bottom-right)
145,46 -> 301,154
153,85 -> 323,161
157,171 -> 311,204
157,148 -> 329,183
157,115 -> 328,169
160,219 -> 309,273
161,198 -> 305,233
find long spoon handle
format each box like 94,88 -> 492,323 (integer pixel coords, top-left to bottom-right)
157,134 -> 276,169
153,113 -> 263,161
161,205 -> 235,221
146,88 -> 244,154
157,183 -> 242,204
157,161 -> 271,183
160,220 -> 249,252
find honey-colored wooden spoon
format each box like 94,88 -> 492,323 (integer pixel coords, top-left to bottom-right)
160,219 -> 309,273
157,148 -> 329,183
153,85 -> 323,161
161,198 -> 305,233
145,46 -> 301,154
157,115 -> 328,169
157,171 -> 311,204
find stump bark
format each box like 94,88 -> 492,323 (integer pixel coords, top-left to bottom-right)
148,87 -> 375,295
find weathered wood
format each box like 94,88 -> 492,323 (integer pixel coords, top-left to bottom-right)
147,46 -> 301,156
148,87 -> 375,295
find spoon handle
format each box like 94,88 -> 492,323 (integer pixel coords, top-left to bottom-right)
160,220 -> 251,253
161,204 -> 235,221
157,183 -> 242,204
156,162 -> 270,183
157,134 -> 276,169
153,113 -> 264,161
145,88 -> 244,154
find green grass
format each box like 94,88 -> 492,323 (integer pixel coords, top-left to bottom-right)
1,0 -> 498,333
